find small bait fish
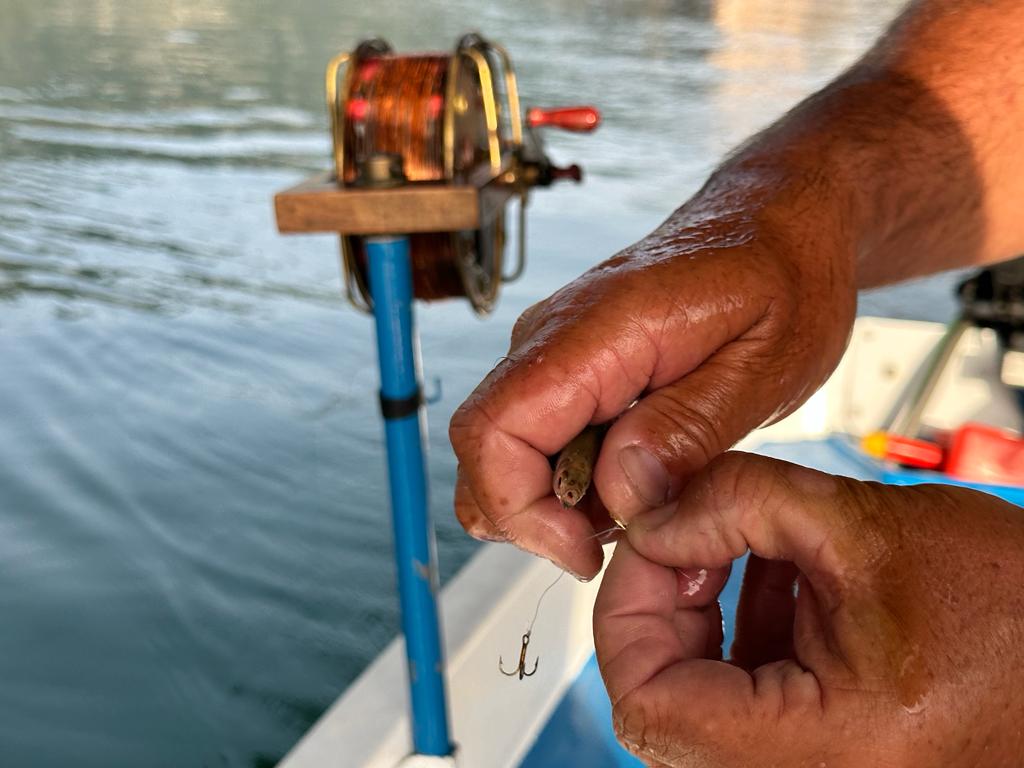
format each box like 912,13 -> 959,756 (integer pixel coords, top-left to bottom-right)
552,425 -> 605,508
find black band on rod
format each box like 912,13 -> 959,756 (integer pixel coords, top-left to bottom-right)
380,389 -> 422,420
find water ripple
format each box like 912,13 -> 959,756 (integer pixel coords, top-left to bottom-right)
8,123 -> 328,163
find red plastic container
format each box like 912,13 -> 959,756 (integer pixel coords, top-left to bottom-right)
945,422 -> 1024,485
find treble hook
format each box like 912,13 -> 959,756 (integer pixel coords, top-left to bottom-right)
499,632 -> 538,680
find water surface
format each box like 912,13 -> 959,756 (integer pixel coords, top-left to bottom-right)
0,1 -> 952,765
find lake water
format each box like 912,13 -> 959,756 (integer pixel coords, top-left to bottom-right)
0,0 -> 961,765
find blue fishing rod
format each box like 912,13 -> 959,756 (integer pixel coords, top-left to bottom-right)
273,33 -> 599,760
362,153 -> 451,756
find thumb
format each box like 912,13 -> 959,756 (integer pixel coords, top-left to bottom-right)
594,341 -> 796,521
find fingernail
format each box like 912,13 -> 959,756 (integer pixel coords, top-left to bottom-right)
472,532 -> 505,543
618,445 -> 669,507
468,523 -> 505,543
557,561 -> 591,582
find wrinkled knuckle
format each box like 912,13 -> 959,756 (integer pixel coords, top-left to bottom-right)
704,453 -> 746,518
701,453 -> 765,556
748,457 -> 794,519
612,691 -> 660,758
743,255 -> 805,347
753,236 -> 802,301
613,691 -> 693,766
448,401 -> 485,456
657,396 -> 724,468
766,260 -> 802,315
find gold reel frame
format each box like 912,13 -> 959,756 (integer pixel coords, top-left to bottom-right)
325,36 -> 529,316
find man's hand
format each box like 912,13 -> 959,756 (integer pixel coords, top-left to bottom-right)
450,198 -> 855,578
450,0 -> 1024,579
595,453 -> 1024,767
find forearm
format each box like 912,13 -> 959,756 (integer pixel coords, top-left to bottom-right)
678,0 -> 1024,288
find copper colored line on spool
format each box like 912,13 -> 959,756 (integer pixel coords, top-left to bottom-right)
343,54 -> 469,302
345,55 -> 448,184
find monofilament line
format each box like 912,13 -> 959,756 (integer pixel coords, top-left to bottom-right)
525,523 -> 624,635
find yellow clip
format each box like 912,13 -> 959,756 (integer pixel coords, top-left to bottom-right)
861,430 -> 889,459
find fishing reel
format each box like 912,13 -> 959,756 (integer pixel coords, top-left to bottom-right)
289,33 -> 600,316
957,255 -> 1024,389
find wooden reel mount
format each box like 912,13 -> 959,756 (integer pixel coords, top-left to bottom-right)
274,33 -> 599,315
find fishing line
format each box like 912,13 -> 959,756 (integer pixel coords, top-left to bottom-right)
525,571 -> 565,636
500,523 -> 624,679
526,523 -> 623,633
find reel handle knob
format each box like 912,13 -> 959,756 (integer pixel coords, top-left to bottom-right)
550,164 -> 583,183
526,106 -> 601,133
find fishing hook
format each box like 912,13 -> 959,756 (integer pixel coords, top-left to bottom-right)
499,632 -> 538,680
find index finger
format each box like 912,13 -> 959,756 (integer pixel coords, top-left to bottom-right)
449,353 -> 607,576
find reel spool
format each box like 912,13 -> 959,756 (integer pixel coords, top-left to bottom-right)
324,33 -> 599,315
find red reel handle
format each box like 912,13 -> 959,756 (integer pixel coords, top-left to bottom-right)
550,164 -> 582,183
526,106 -> 601,132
